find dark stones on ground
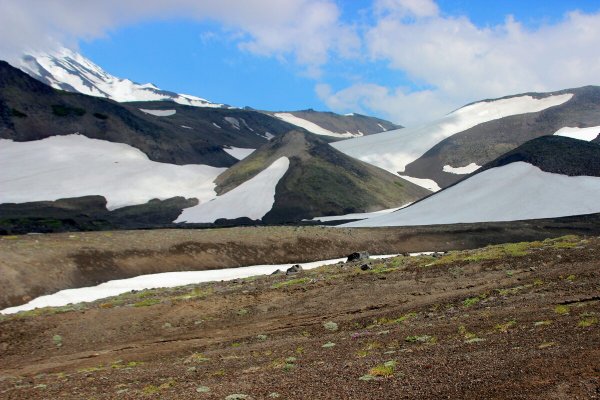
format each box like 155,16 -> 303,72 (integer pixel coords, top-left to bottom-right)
360,264 -> 372,271
286,265 -> 303,275
347,251 -> 370,262
271,269 -> 282,275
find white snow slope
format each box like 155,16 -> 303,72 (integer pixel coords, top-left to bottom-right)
0,254 -> 401,315
175,157 -> 290,223
0,135 -> 225,209
139,109 -> 176,117
274,113 -> 360,138
19,47 -> 224,108
332,94 -> 573,175
309,206 -> 407,222
223,147 -> 256,160
443,163 -> 482,175
554,126 -> 600,142
341,162 -> 600,227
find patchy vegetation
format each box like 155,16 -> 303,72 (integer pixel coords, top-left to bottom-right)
1,235 -> 599,399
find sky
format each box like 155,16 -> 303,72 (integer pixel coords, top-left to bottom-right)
1,0 -> 600,125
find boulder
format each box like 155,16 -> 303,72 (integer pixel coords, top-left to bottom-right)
271,269 -> 283,275
347,251 -> 370,262
360,264 -> 372,271
286,264 -> 303,275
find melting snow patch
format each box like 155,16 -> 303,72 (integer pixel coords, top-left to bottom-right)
377,123 -> 388,132
333,93 -> 573,174
309,206 -> 408,222
341,162 -> 600,227
0,135 -> 224,209
181,125 -> 193,129
554,126 -> 600,142
175,157 -> 290,223
0,254 -> 401,314
443,163 -> 481,175
212,122 -> 222,129
139,109 -> 176,117
224,147 -> 256,161
224,117 -> 240,130
274,113 -> 358,138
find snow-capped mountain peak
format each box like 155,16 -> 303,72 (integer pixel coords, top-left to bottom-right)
19,47 -> 225,108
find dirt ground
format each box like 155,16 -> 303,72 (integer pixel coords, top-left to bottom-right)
3,213 -> 600,309
0,235 -> 598,399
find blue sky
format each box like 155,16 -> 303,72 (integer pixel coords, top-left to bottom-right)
3,0 -> 600,125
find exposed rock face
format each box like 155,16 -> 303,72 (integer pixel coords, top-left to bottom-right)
286,265 -> 303,275
347,252 -> 370,262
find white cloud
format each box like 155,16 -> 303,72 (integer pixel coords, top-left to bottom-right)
0,0 -> 358,74
320,8 -> 600,125
316,83 -> 451,126
374,0 -> 439,18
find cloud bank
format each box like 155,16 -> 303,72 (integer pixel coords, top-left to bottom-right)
2,0 -> 600,125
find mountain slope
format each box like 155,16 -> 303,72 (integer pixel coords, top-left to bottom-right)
0,61 -> 298,167
197,130 -> 431,223
401,86 -> 600,188
332,90 -> 577,190
269,110 -> 400,139
342,136 -> 600,227
19,48 -> 224,107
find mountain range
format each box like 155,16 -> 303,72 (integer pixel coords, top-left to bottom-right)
1,49 -> 600,232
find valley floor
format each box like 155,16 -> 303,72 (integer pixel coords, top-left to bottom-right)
0,235 -> 599,399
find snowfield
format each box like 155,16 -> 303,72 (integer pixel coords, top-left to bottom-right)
332,94 -> 573,175
175,157 -> 290,223
19,48 -> 224,108
443,163 -> 482,174
0,135 -> 224,209
274,113 -> 360,138
223,147 -> 256,160
341,162 -> 600,227
398,175 -> 441,192
309,206 -> 408,222
554,126 -> 600,142
0,254 -> 402,315
139,109 -> 176,117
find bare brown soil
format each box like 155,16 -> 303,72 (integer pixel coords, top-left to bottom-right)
0,236 -> 598,399
3,215 -> 600,309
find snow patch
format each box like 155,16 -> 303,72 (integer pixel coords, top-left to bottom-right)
181,125 -> 193,129
175,157 -> 290,223
0,135 -> 224,209
443,163 -> 481,175
140,109 -> 176,117
554,126 -> 600,142
333,93 -> 573,174
274,113 -> 359,138
377,123 -> 388,132
309,206 -> 408,222
264,132 -> 275,140
0,253 -> 401,314
224,147 -> 256,161
212,122 -> 222,129
398,176 -> 441,192
224,117 -> 240,130
341,162 -> 600,227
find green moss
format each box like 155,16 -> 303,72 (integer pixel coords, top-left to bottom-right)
462,297 -> 481,307
554,305 -> 570,315
495,319 -> 517,333
271,277 -> 310,289
132,298 -> 160,307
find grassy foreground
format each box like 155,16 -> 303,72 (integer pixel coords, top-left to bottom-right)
1,235 -> 599,399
